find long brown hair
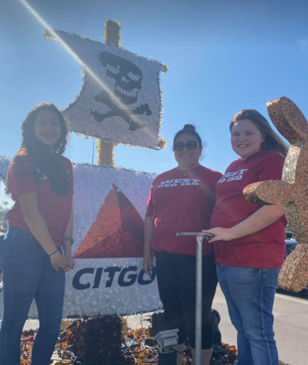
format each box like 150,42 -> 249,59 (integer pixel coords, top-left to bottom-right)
230,109 -> 288,157
7,103 -> 72,196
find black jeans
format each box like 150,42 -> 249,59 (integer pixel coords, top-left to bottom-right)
155,251 -> 217,349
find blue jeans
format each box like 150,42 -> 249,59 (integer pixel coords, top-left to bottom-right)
216,264 -> 279,365
0,226 -> 65,365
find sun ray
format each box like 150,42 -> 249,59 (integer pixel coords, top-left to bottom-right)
17,0 -> 147,128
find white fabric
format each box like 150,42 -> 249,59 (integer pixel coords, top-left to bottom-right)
46,29 -> 165,149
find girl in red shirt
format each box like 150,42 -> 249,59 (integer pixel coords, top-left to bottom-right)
144,124 -> 222,365
0,103 -> 75,365
204,109 -> 288,365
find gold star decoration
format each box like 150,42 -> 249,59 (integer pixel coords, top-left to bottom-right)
243,97 -> 308,292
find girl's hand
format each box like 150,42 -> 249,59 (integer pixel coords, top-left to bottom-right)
50,251 -> 70,272
202,227 -> 236,243
143,250 -> 153,277
65,252 -> 76,270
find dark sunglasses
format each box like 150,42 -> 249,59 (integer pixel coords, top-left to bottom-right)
173,140 -> 200,151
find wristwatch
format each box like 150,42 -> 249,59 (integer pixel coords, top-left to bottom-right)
62,236 -> 74,245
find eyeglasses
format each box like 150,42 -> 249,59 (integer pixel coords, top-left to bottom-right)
173,140 -> 200,151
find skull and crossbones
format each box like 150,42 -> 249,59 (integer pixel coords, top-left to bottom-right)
91,52 -> 152,131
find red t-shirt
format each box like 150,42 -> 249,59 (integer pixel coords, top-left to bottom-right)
146,165 -> 222,255
6,151 -> 74,247
210,151 -> 286,269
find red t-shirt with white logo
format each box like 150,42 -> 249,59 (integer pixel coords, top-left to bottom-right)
210,151 -> 286,269
146,165 -> 222,255
6,151 -> 74,247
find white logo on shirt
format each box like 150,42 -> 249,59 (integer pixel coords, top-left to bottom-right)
217,169 -> 248,184
157,178 -> 200,188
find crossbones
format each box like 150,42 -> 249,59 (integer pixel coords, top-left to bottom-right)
91,91 -> 151,131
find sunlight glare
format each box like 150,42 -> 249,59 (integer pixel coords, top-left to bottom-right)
18,0 -> 147,129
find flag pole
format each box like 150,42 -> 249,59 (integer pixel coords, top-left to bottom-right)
96,19 -> 120,166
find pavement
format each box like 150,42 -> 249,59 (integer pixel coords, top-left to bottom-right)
24,287 -> 308,365
213,287 -> 308,365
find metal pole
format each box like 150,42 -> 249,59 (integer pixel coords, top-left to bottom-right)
176,232 -> 213,365
195,235 -> 204,365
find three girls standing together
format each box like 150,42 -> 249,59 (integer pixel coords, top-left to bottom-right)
0,102 -> 287,365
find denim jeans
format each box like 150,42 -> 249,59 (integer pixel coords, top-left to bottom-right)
0,226 -> 65,365
216,264 -> 279,365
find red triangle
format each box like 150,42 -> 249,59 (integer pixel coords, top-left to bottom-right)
74,184 -> 144,258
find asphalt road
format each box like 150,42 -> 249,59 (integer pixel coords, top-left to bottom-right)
212,287 -> 308,365
24,287 -> 308,365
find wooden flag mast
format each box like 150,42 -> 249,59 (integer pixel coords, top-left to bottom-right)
96,20 -> 120,166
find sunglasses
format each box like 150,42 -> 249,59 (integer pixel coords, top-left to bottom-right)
173,140 -> 200,151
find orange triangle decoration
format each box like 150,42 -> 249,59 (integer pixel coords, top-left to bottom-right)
74,184 -> 144,258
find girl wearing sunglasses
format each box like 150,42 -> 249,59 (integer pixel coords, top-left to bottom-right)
143,124 -> 222,365
203,110 -> 288,365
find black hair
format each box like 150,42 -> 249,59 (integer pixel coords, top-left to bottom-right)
7,103 -> 72,196
173,124 -> 202,147
230,109 -> 288,157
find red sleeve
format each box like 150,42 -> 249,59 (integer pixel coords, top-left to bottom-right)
145,184 -> 155,217
212,170 -> 223,187
203,168 -> 222,191
8,155 -> 37,200
257,153 -> 284,182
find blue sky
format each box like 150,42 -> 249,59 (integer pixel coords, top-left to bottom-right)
1,0 -> 308,177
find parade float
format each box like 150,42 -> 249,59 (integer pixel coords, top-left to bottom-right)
0,19 -> 169,365
1,18 -> 299,365
0,19 -> 166,320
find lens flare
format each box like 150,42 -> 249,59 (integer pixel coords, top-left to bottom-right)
18,0 -> 147,129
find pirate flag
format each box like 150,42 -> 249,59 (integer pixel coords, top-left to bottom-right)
45,29 -> 166,149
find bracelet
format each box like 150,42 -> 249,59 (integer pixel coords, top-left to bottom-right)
62,236 -> 74,245
49,249 -> 59,257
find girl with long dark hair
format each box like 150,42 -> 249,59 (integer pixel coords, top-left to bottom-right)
0,103 -> 75,365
